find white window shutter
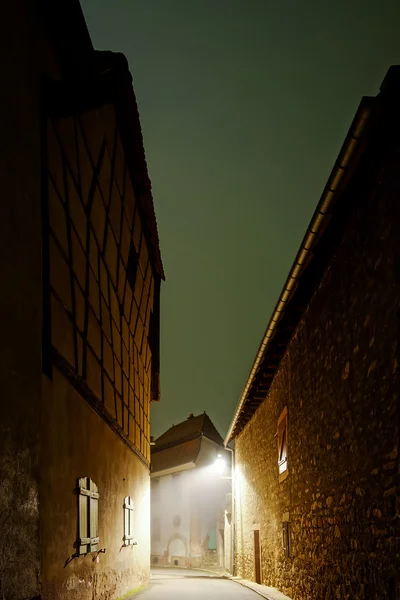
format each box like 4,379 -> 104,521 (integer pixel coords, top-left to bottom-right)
123,496 -> 135,545
89,479 -> 99,552
78,478 -> 88,556
78,477 -> 100,555
129,499 -> 134,542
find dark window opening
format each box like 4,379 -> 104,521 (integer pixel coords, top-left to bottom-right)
282,521 -> 290,558
126,242 -> 138,292
173,515 -> 181,528
152,478 -> 160,502
253,529 -> 261,584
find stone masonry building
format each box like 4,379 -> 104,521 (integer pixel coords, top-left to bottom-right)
151,413 -> 231,570
225,67 -> 400,599
0,1 -> 163,598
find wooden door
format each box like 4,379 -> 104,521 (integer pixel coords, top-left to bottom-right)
254,529 -> 261,584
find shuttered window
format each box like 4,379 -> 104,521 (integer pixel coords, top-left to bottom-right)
277,407 -> 288,481
123,496 -> 135,546
77,477 -> 99,555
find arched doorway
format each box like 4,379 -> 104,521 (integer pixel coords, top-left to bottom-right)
167,534 -> 188,566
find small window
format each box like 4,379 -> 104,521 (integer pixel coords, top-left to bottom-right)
277,407 -> 288,481
282,521 -> 290,557
127,242 -> 138,292
77,477 -> 99,555
173,515 -> 181,528
123,496 -> 135,546
152,478 -> 160,502
152,517 -> 161,541
172,473 -> 182,499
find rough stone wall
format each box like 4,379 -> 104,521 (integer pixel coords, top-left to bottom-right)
40,370 -> 150,600
235,140 -> 400,598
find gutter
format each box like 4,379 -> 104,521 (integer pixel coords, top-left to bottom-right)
224,100 -> 371,446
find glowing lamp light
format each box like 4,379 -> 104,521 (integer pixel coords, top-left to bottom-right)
212,454 -> 226,475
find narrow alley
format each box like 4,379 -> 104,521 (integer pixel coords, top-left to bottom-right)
136,569 -> 262,600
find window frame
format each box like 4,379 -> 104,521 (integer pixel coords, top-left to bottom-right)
123,495 -> 136,546
282,520 -> 290,557
277,407 -> 288,482
172,472 -> 182,499
151,477 -> 160,502
77,477 -> 100,555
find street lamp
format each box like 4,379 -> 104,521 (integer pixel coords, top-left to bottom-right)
212,454 -> 226,475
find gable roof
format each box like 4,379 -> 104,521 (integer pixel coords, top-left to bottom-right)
225,65 -> 400,444
153,413 -> 224,453
151,438 -> 202,474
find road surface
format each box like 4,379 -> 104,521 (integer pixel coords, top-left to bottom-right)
136,568 -> 261,599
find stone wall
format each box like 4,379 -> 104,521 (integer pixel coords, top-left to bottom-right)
234,139 -> 400,596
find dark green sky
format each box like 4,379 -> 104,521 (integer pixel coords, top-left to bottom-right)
80,0 -> 400,439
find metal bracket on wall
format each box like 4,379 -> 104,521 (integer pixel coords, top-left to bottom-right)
92,548 -> 106,562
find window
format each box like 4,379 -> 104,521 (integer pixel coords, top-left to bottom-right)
172,473 -> 182,499
127,242 -> 139,293
173,515 -> 181,528
152,517 -> 161,542
77,477 -> 99,555
277,407 -> 288,481
282,521 -> 290,557
123,496 -> 135,546
152,478 -> 160,502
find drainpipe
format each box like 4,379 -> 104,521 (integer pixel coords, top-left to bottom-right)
224,446 -> 235,576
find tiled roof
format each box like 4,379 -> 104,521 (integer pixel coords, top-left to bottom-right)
151,438 -> 202,474
153,413 -> 224,452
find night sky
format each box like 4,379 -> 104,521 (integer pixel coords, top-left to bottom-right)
80,0 -> 400,439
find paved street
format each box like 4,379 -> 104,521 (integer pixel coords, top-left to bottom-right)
136,568 -> 261,599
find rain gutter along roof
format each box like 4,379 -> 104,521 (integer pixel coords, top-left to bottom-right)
224,97 -> 374,446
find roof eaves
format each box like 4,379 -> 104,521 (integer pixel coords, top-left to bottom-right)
93,51 -> 165,281
224,95 -> 377,446
151,432 -> 202,454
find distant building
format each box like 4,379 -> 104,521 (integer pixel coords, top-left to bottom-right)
1,1 -> 163,598
151,413 -> 231,570
225,66 -> 400,599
